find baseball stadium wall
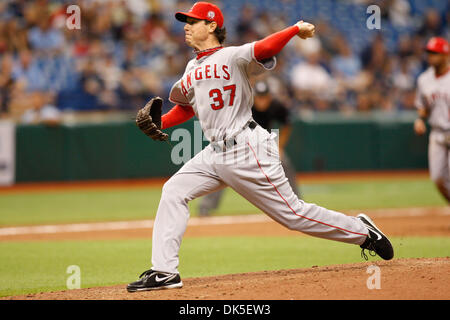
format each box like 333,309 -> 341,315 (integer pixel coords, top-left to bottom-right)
15,113 -> 428,182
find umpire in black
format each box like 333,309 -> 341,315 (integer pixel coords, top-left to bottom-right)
199,80 -> 300,216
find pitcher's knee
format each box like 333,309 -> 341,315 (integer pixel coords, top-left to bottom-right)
161,179 -> 187,203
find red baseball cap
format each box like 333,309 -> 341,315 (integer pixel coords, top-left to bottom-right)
175,2 -> 224,28
425,37 -> 449,54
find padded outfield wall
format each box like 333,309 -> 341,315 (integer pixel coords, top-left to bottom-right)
15,113 -> 428,183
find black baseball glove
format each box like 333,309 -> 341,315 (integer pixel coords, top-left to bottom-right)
136,97 -> 169,141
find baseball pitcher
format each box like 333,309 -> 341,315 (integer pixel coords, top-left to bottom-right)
414,36 -> 450,203
127,2 -> 394,292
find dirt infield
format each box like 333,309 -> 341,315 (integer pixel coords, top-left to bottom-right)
3,258 -> 449,300
1,206 -> 449,300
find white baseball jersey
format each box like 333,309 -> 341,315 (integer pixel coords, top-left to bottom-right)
415,67 -> 450,131
415,67 -> 450,200
169,42 -> 276,141
151,41 -> 371,274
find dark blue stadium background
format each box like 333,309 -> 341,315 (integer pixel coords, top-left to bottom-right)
0,0 -> 448,117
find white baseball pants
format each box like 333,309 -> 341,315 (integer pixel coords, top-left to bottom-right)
151,125 -> 369,273
428,130 -> 450,200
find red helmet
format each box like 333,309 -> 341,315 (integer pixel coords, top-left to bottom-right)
425,37 -> 449,54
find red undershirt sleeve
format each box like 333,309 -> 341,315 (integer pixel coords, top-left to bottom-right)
162,26 -> 299,129
254,25 -> 300,61
161,104 -> 195,129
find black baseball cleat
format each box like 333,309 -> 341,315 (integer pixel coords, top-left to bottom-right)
357,213 -> 394,261
127,269 -> 183,292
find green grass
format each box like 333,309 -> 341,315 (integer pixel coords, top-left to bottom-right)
0,236 -> 448,297
0,177 -> 446,226
299,179 -> 446,210
0,189 -> 163,226
0,176 -> 447,297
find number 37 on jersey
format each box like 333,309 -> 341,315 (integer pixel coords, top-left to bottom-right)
178,63 -> 236,110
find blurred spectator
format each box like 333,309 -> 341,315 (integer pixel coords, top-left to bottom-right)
397,88 -> 416,111
0,54 -> 15,118
0,19 -> 28,54
392,58 -> 415,91
331,35 -> 362,81
236,4 -> 256,35
11,49 -> 45,92
4,0 -> 26,22
294,36 -> 323,58
252,57 -> 294,109
314,19 -> 341,63
397,35 -> 414,58
79,57 -> 120,110
97,53 -> 122,92
409,34 -> 429,73
290,53 -> 330,93
361,33 -> 388,72
387,0 -> 412,27
126,0 -> 150,22
235,4 -> 259,44
72,33 -> 91,58
355,91 -> 373,113
417,9 -> 445,39
290,51 -> 335,111
27,12 -> 65,54
142,13 -> 170,46
20,92 -> 61,126
445,10 -> 450,39
0,0 -> 446,117
117,65 -> 163,110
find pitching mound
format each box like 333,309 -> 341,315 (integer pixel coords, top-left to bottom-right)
4,257 -> 449,300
